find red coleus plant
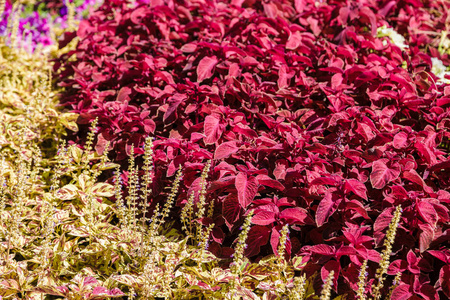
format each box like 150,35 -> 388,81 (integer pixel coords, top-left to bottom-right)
56,0 -> 450,297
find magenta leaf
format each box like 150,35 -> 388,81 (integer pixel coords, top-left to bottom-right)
315,191 -> 340,227
203,114 -> 222,145
235,172 -> 258,208
344,179 -> 368,200
252,209 -> 276,226
197,56 -> 218,82
370,159 -> 400,189
214,141 -> 239,160
309,244 -> 335,256
279,207 -> 312,225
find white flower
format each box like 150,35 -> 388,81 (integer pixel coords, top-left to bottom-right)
377,25 -> 409,50
431,57 -> 450,85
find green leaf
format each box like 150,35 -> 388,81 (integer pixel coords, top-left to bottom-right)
292,256 -> 307,270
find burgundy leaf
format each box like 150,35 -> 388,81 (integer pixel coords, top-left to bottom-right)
390,284 -> 413,300
222,193 -> 242,231
255,174 -> 285,191
417,201 -> 438,225
235,172 -> 258,208
244,225 -> 271,257
440,265 -> 450,297
321,260 -> 340,290
374,207 -> 395,247
418,222 -> 434,253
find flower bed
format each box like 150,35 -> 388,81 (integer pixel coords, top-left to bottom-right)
0,0 -> 450,299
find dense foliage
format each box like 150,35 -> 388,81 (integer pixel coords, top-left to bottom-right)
55,0 -> 450,298
0,0 -> 449,298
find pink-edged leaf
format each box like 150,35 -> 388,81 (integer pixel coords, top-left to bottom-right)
252,210 -> 276,226
204,114 -> 222,145
180,43 -> 197,53
83,276 -> 97,287
402,169 -> 424,186
315,192 -> 338,227
393,131 -> 409,149
418,283 -> 438,300
279,207 -> 311,225
197,56 -> 218,82
417,201 -> 438,225
345,200 -> 370,219
418,222 -> 434,253
309,244 -> 335,256
428,250 -> 450,263
235,172 -> 258,208
440,265 -> 450,297
321,260 -> 340,290
344,179 -> 368,200
370,159 -> 400,189
214,141 -> 239,160
390,284 -> 412,300
373,207 -> 395,247
222,193 -> 242,231
255,174 -> 285,191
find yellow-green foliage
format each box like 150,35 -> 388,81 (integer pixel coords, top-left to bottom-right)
0,37 -> 78,164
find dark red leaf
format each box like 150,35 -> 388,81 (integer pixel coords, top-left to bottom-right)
390,284 -> 413,300
222,193 -> 242,231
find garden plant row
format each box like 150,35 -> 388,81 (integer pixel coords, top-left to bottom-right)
0,0 -> 450,299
